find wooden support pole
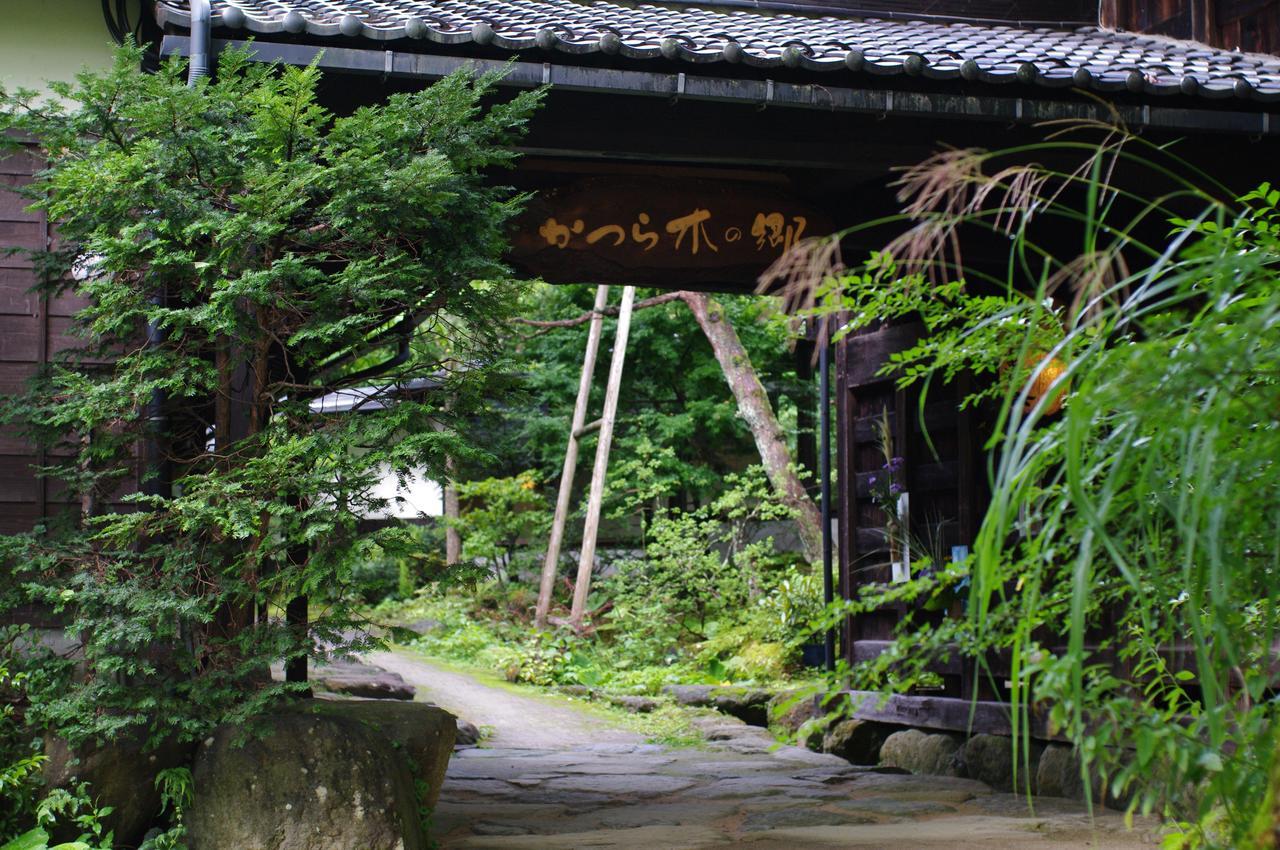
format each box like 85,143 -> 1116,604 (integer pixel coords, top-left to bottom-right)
284,592 -> 309,688
569,285 -> 636,631
535,285 -> 611,629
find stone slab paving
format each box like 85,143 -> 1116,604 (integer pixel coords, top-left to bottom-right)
374,649 -> 1157,849
435,740 -> 1159,849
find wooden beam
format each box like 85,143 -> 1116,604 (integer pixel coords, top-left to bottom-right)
535,285 -> 610,630
573,418 -> 604,440
845,689 -> 1066,741
569,285 -> 636,630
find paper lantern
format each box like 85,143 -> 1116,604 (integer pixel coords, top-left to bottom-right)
1024,354 -> 1069,415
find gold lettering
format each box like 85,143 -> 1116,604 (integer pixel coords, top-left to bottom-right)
665,209 -> 718,255
586,224 -> 626,246
631,213 -> 659,251
752,212 -> 807,252
539,217 -> 584,248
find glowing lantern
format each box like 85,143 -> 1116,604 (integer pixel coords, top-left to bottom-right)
1023,354 -> 1069,415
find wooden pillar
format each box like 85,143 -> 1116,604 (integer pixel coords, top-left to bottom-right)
569,285 -> 635,631
284,592 -> 309,687
535,285 -> 610,629
794,339 -> 818,496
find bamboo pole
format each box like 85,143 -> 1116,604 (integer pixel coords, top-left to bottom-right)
534,285 -> 611,629
569,285 -> 636,630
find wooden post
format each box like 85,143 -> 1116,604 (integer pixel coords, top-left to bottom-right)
535,285 -> 611,629
284,592 -> 309,689
435,414 -> 462,567
443,478 -> 461,566
568,285 -> 635,631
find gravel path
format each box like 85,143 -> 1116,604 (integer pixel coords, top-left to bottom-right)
367,650 -> 642,748
368,649 -> 1157,849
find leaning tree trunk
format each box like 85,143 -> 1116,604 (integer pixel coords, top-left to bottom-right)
443,480 -> 462,565
678,291 -> 824,566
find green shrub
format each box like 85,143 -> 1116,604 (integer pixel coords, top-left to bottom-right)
797,130 -> 1280,847
0,45 -> 543,749
451,472 -> 550,584
1,652 -> 44,839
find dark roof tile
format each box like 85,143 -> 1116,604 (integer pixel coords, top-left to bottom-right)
154,0 -> 1280,101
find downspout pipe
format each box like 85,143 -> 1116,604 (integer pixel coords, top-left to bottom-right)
187,0 -> 212,86
143,1 -> 213,498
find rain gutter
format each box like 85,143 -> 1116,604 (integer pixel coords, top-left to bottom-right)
159,35 -> 1280,137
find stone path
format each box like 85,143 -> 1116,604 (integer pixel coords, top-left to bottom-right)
369,651 -> 642,748
378,650 -> 1158,849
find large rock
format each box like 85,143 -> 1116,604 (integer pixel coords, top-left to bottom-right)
455,718 -> 482,746
1036,743 -> 1087,799
608,694 -> 660,714
303,699 -> 456,808
710,688 -> 772,727
662,684 -> 716,706
42,733 -> 195,847
959,733 -> 1041,792
661,685 -> 771,726
187,699 -> 456,850
822,718 -> 893,765
314,661 -> 415,701
767,691 -> 824,750
878,729 -> 964,777
1035,743 -> 1128,806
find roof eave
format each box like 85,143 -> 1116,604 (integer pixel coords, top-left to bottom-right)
160,35 -> 1280,137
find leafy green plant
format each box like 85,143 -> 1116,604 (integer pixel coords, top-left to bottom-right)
0,45 -> 542,748
1,831 -> 90,850
788,127 -> 1280,846
451,472 -> 550,584
601,465 -> 806,680
755,566 -> 824,645
0,781 -> 114,850
136,767 -> 193,850
1,655 -> 44,834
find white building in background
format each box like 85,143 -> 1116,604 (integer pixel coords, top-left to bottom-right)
309,381 -> 447,523
366,467 -> 444,521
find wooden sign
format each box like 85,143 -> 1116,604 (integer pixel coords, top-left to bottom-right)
508,175 -> 832,291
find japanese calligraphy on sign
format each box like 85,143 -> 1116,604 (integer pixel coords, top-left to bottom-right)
536,209 -> 807,257
508,174 -> 831,290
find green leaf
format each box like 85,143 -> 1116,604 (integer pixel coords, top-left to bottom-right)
1196,751 -> 1223,773
2,829 -> 51,850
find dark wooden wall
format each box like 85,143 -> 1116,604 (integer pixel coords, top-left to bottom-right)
836,322 -> 990,699
1103,0 -> 1280,54
680,0 -> 1097,23
0,142 -> 92,534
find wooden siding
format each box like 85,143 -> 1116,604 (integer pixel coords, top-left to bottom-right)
1103,0 -> 1280,54
0,142 -> 104,534
836,322 -> 990,700
708,0 -> 1098,23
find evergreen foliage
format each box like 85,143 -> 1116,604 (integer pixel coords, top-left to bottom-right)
0,46 -> 542,746
481,282 -> 808,512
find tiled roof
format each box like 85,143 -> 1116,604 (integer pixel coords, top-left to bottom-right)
154,0 -> 1280,101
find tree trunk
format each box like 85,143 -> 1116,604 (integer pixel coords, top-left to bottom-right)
679,291 -> 824,565
444,479 -> 462,566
